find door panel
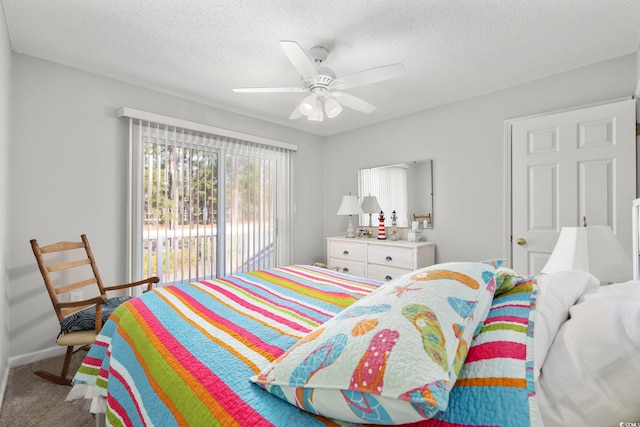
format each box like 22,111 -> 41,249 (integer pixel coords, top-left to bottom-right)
529,164 -> 557,230
578,159 -> 613,226
511,98 -> 635,275
529,252 -> 550,275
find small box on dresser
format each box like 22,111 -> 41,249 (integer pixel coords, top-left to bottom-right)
327,236 -> 435,282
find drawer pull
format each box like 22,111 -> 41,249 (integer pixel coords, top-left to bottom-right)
342,267 -> 349,272
343,250 -> 349,255
385,275 -> 393,281
385,256 -> 392,261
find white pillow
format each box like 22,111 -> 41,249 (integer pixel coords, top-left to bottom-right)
533,270 -> 599,379
536,281 -> 640,426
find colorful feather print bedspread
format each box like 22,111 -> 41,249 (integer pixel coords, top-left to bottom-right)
69,265 -> 540,427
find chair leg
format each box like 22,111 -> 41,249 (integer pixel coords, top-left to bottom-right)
33,346 -> 74,386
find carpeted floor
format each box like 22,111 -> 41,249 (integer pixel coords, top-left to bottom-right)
0,351 -> 95,427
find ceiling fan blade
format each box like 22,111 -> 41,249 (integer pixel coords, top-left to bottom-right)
279,40 -> 318,80
333,92 -> 376,114
233,87 -> 306,93
334,63 -> 405,90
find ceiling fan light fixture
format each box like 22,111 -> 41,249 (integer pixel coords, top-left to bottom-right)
233,41 -> 405,122
324,96 -> 342,118
299,93 -> 316,116
308,98 -> 324,121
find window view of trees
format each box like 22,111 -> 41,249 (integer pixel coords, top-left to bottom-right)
143,143 -> 218,285
141,136 -> 276,285
144,145 -> 218,228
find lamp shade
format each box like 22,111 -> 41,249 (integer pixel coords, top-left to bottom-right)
306,97 -> 323,121
541,226 -> 631,283
360,195 -> 381,213
299,94 -> 316,116
337,194 -> 364,216
324,96 -> 342,119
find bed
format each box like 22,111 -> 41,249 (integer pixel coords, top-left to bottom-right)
65,247 -> 640,426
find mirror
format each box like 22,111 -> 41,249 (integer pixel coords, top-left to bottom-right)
358,160 -> 433,228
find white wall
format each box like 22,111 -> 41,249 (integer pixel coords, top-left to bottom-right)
7,54 -> 325,363
5,50 -> 638,366
0,2 -> 12,403
324,54 -> 637,264
636,46 -> 640,97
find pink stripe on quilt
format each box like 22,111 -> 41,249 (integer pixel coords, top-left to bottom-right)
107,387 -> 135,427
83,356 -> 103,368
109,367 -> 147,427
220,275 -> 333,323
170,286 -> 285,357
278,266 -> 376,294
254,269 -> 361,301
131,298 -> 262,422
97,344 -> 111,384
205,280 -> 312,333
464,341 -> 526,363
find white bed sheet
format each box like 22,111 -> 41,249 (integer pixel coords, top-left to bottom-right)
532,270 -> 599,380
535,281 -> 640,427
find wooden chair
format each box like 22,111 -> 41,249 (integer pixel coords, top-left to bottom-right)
30,234 -> 160,385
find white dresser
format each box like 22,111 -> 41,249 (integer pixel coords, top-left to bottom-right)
326,236 -> 436,282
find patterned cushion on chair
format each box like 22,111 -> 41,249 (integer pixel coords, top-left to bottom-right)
59,296 -> 132,333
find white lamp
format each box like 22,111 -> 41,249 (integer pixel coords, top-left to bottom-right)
337,193 -> 364,238
541,226 -> 632,283
360,195 -> 381,227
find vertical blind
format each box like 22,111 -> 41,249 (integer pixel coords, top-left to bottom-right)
358,165 -> 408,227
125,111 -> 295,287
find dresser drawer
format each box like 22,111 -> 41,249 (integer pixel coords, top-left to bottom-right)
367,244 -> 414,269
326,237 -> 436,283
328,257 -> 365,277
367,264 -> 412,282
328,240 -> 365,262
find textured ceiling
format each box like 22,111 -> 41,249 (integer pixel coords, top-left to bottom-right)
2,0 -> 640,136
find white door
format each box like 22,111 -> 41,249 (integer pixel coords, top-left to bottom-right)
511,98 -> 636,275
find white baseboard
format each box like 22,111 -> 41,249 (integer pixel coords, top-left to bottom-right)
8,346 -> 65,368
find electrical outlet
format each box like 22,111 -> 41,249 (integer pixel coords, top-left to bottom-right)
70,292 -> 83,302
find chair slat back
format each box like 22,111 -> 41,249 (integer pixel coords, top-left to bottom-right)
55,277 -> 99,295
46,258 -> 92,273
30,235 -> 107,323
38,241 -> 85,254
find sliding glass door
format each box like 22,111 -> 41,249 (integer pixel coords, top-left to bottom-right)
129,118 -> 292,287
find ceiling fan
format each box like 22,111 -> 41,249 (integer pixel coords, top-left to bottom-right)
233,40 -> 405,122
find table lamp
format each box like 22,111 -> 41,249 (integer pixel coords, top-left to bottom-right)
541,225 -> 631,283
360,195 -> 381,227
337,193 -> 364,238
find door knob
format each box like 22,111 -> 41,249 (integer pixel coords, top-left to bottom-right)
515,237 -> 526,246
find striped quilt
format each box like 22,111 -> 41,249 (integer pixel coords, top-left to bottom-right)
420,275 -> 541,427
68,265 -> 539,426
